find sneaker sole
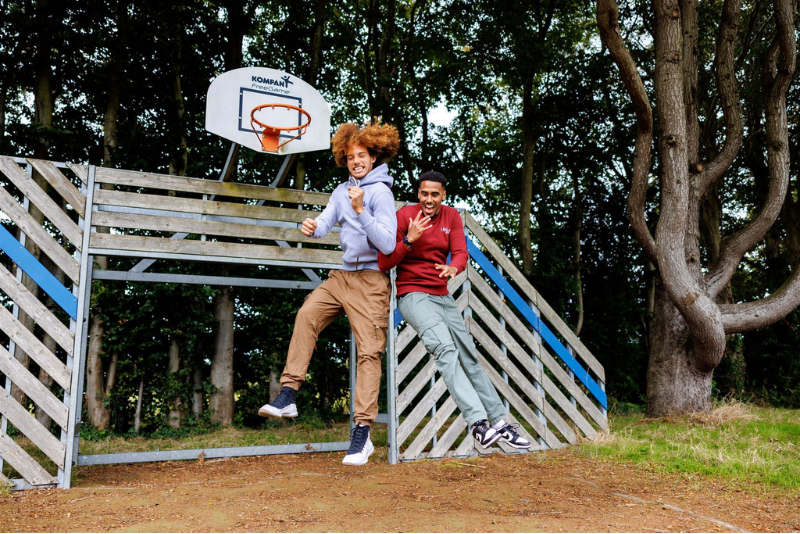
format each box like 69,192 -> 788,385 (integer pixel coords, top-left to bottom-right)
342,440 -> 374,466
258,404 -> 298,419
500,438 -> 532,449
475,431 -> 502,448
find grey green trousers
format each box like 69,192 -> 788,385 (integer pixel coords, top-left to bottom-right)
397,292 -> 506,427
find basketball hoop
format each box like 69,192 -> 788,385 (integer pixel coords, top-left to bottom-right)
250,104 -> 312,153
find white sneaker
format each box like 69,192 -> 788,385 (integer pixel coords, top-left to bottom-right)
342,424 -> 374,465
257,386 -> 298,418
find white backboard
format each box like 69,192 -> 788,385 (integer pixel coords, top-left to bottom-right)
205,67 -> 331,155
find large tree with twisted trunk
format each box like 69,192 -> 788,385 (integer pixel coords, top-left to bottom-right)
597,0 -> 798,414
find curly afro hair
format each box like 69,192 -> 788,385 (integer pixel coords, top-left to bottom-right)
331,119 -> 400,168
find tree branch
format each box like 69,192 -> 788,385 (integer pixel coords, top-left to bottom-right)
697,0 -> 744,194
597,0 -> 657,265
721,264 -> 800,332
705,0 -> 795,298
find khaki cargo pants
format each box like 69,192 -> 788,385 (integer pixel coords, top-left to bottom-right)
281,269 -> 390,425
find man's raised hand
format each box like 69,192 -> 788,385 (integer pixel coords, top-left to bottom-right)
407,210 -> 433,243
348,186 -> 365,215
301,218 -> 318,236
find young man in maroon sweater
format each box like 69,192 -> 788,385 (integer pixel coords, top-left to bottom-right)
378,171 -> 531,450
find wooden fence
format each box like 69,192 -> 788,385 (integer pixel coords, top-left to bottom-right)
0,156 -> 607,488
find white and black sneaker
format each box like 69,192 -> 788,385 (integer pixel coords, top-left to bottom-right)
496,422 -> 532,449
258,386 -> 298,419
342,424 -> 374,466
471,419 -> 501,448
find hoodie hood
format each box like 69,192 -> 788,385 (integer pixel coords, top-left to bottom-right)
350,163 -> 393,189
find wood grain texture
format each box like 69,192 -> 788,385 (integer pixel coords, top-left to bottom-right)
65,163 -> 88,184
428,414 -> 468,458
27,159 -> 86,216
0,185 -> 80,284
0,157 -> 83,250
0,304 -> 71,391
0,431 -> 56,485
0,389 -> 66,469
397,378 -> 448,446
0,344 -> 68,429
396,357 -> 435,415
90,233 -> 343,265
0,265 -> 74,355
91,211 -> 341,246
95,167 -> 332,205
400,396 -> 458,460
396,342 -> 428,385
464,212 -> 605,381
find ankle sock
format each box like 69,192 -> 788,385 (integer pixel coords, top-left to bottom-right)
492,419 -> 507,430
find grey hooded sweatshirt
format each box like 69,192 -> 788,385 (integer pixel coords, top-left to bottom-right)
312,163 -> 397,271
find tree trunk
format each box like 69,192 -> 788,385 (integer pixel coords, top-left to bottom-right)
134,375 -> 144,434
192,367 -> 203,416
519,73 -> 535,276
209,287 -> 235,425
646,282 -> 713,415
269,369 -> 281,403
572,171 -> 584,336
86,297 -> 111,429
167,338 -> 184,428
168,10 -> 188,177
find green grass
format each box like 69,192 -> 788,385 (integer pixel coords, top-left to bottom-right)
578,401 -> 800,489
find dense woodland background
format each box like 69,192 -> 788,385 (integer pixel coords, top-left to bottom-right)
0,0 -> 798,437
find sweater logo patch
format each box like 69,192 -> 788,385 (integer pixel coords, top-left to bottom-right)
441,227 -> 451,234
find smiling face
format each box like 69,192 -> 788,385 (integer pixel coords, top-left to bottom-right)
418,180 -> 445,217
346,144 -> 376,179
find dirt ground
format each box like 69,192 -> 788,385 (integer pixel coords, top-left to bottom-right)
1,448 -> 798,533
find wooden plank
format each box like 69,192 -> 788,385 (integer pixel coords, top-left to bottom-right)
469,298 -> 597,438
0,304 -> 71,392
95,167 -> 333,206
91,211 -> 341,246
0,157 -> 83,250
0,431 -> 56,486
0,344 -> 68,429
0,264 -> 74,355
394,324 -> 417,355
400,396 -> 458,460
469,318 -> 579,444
397,378 -> 448,446
66,163 -> 88,184
396,342 -> 428,385
90,233 -> 343,266
94,189 -> 321,225
454,432 -> 476,457
464,212 -> 605,381
0,389 -> 65,469
428,414 -> 468,459
465,318 -> 561,449
0,472 -> 13,487
27,159 -> 86,216
0,185 -> 80,284
469,267 -> 607,430
396,357 -> 435,415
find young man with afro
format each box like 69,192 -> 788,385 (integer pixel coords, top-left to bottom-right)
259,120 -> 400,466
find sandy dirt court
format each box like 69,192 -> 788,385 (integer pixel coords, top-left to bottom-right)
1,448 -> 798,532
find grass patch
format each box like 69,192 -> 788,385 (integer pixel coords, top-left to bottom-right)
579,401 -> 800,489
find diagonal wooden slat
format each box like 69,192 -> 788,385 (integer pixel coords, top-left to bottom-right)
0,304 -> 71,391
0,264 -> 74,355
400,396 -> 458,461
428,414 -> 469,459
27,159 -> 86,216
0,344 -> 68,429
396,342 -> 428,386
397,356 -> 435,415
465,317 -> 563,448
397,378 -> 448,446
65,163 -> 88,184
0,472 -> 13,487
394,324 -> 417,356
0,389 -> 66,469
0,431 -> 56,486
0,157 -> 83,250
468,267 -> 608,430
469,296 -> 598,439
0,185 -> 80,284
454,432 -> 476,457
463,212 -> 605,382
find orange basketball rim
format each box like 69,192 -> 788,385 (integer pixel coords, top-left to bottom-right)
250,104 -> 312,153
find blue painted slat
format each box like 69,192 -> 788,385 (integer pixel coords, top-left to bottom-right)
0,225 -> 78,320
393,307 -> 403,329
466,238 -> 607,408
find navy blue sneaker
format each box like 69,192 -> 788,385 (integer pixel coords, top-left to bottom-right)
471,419 -> 501,447
496,422 -> 532,449
342,424 -> 373,465
258,386 -> 298,419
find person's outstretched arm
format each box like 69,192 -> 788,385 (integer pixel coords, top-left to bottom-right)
355,188 -> 397,254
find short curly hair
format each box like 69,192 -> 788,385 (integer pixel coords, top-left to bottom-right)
331,119 -> 400,168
